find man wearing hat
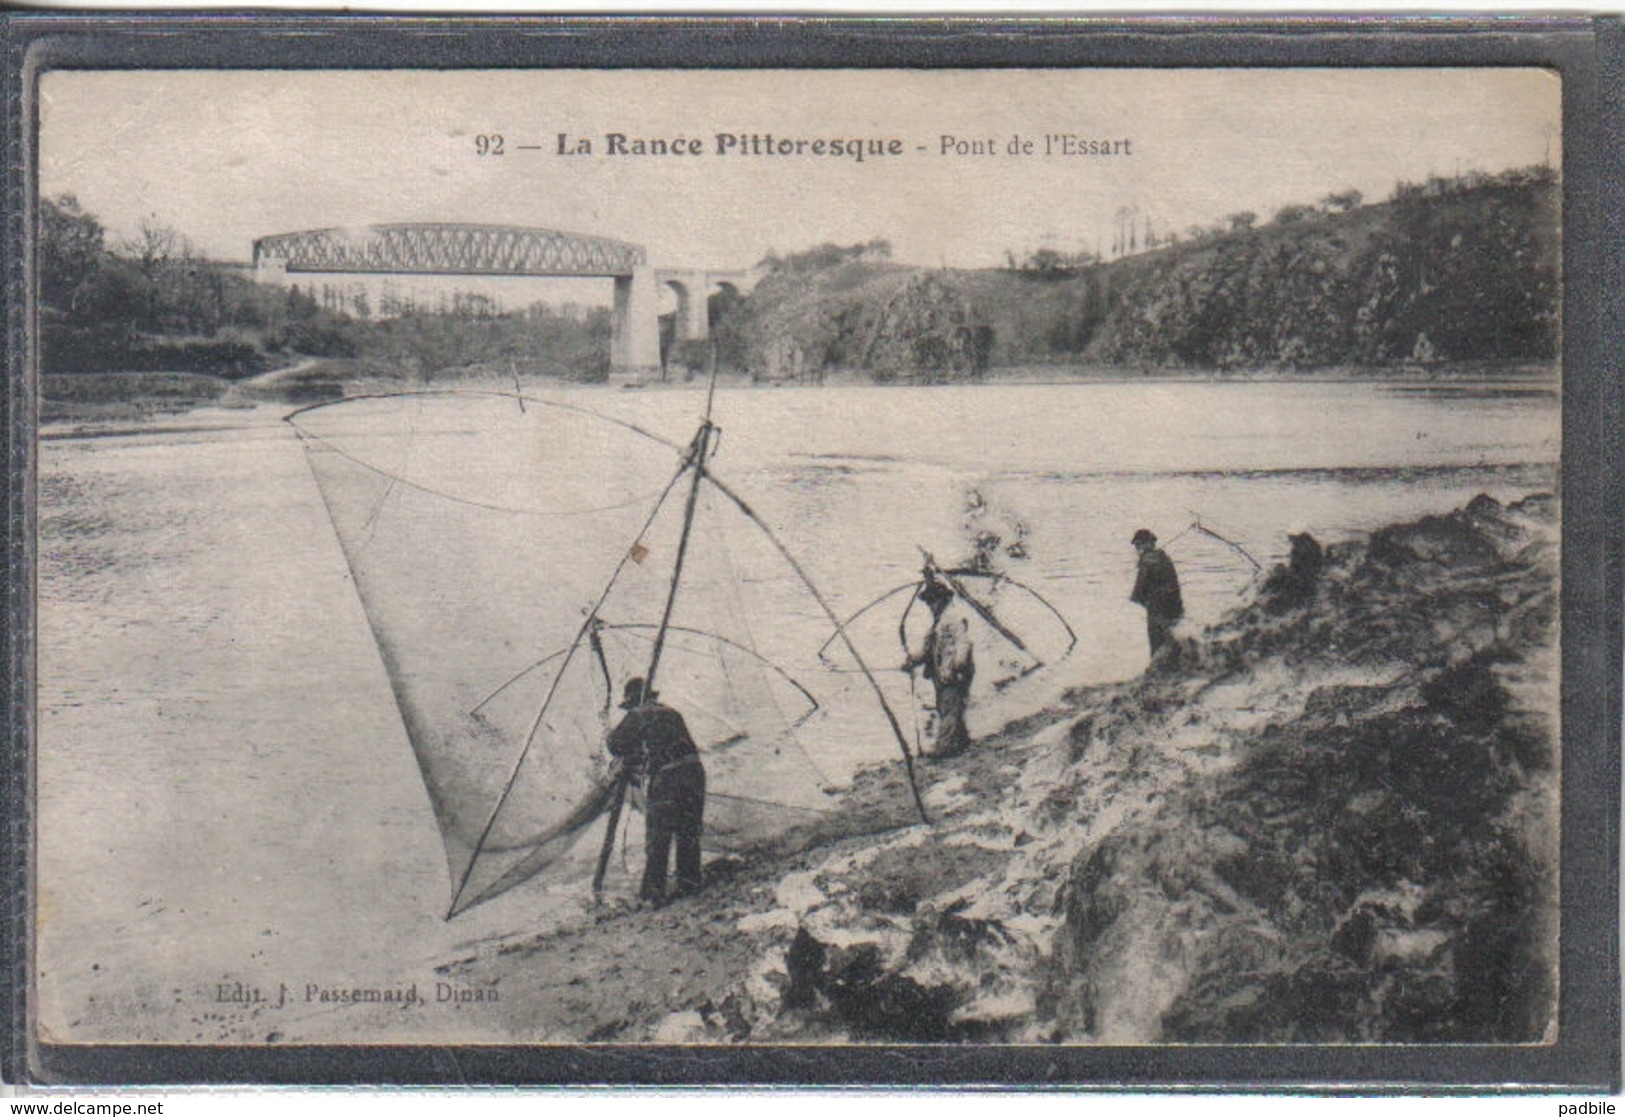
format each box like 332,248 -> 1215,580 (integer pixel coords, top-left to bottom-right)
606,676 -> 706,904
1130,528 -> 1184,664
904,563 -> 977,758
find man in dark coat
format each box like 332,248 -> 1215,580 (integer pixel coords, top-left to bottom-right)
606,677 -> 706,904
1130,528 -> 1183,664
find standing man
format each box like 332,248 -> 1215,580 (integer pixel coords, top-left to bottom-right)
905,566 -> 977,758
1130,528 -> 1184,665
606,677 -> 706,905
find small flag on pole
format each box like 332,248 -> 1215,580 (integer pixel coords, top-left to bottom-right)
629,541 -> 650,565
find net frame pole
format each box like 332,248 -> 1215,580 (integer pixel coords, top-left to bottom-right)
594,376 -> 720,896
700,472 -> 932,825
449,453 -> 693,917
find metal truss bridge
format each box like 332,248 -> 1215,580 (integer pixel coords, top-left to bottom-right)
252,223 -> 648,278
252,222 -> 761,375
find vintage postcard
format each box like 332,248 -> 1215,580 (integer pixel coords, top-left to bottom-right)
17,44 -> 1611,1081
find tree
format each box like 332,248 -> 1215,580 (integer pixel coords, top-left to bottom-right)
286,284 -> 320,320
1321,189 -> 1364,213
1114,205 -> 1139,257
124,218 -> 178,283
119,217 -> 221,332
1024,248 -> 1072,280
1390,179 -> 1426,204
1273,203 -> 1320,226
39,195 -> 107,313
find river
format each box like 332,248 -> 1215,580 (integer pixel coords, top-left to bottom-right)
35,376 -> 1558,1043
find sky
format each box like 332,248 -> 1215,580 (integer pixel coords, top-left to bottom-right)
38,68 -> 1559,275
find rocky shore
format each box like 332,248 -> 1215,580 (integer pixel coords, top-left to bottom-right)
437,492 -> 1559,1045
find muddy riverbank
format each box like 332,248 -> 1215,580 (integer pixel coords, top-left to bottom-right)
434,492 -> 1558,1044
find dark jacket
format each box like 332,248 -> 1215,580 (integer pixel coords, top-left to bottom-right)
607,704 -> 699,775
1131,548 -> 1184,620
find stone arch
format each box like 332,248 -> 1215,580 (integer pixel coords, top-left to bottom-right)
661,276 -> 707,342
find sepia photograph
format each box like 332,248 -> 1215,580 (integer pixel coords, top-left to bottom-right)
27,60 -> 1576,1062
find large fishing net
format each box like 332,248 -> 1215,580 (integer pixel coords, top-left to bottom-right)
289,390 -> 899,917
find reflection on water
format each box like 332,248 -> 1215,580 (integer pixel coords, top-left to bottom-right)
1379,383 -> 1558,400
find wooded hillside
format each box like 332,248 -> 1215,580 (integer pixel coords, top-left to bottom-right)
720,167 -> 1558,380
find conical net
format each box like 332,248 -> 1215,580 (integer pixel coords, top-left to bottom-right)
823,568 -> 1079,696
289,390 -> 859,916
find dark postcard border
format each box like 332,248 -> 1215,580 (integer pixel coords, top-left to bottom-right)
2,14 -> 1619,1091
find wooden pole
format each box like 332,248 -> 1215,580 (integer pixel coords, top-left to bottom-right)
593,370 -> 721,897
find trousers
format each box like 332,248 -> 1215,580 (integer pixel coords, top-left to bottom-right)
641,757 -> 706,901
932,680 -> 973,758
1147,612 -> 1180,668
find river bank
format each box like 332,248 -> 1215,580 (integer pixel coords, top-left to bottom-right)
430,491 -> 1558,1044
40,357 -> 1555,430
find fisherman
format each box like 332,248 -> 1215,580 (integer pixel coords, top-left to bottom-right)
904,565 -> 976,758
1287,528 -> 1325,584
1130,528 -> 1184,666
606,677 -> 707,905
1262,526 -> 1325,610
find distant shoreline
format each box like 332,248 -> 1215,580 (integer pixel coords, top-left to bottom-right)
40,357 -> 1558,429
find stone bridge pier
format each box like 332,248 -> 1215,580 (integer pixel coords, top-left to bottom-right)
610,267 -> 662,373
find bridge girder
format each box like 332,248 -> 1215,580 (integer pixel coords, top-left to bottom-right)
253,223 -> 647,278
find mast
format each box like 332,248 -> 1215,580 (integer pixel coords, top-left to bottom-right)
593,371 -> 720,895
447,447 -> 695,918
452,359 -> 929,911
645,419 -> 716,693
